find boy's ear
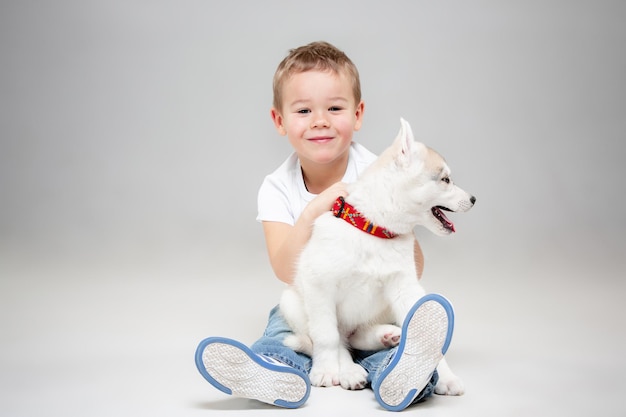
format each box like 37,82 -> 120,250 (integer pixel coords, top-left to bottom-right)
353,100 -> 365,131
270,108 -> 287,136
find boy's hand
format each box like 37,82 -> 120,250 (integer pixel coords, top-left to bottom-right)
303,182 -> 348,222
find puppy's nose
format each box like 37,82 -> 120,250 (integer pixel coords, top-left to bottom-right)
470,196 -> 476,205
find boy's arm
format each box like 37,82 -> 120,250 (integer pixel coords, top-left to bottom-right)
262,182 -> 347,284
262,181 -> 425,284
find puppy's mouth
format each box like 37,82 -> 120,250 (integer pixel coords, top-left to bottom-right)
431,206 -> 455,233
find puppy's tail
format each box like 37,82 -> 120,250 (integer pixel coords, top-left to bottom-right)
283,334 -> 313,356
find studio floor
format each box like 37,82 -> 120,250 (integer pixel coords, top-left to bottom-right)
1,238 -> 624,417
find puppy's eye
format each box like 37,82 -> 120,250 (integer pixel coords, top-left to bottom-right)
442,177 -> 450,184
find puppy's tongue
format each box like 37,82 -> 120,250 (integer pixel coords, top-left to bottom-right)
432,207 -> 455,233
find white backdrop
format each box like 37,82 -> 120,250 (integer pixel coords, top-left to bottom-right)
2,1 -> 624,262
1,1 -> 625,416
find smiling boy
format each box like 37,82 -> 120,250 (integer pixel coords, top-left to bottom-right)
195,41 -> 453,411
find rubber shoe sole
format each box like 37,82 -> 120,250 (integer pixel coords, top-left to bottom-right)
373,294 -> 454,411
195,337 -> 310,408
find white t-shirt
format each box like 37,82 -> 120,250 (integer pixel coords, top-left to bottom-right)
257,142 -> 377,225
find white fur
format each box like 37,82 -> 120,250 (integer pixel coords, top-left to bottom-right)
280,119 -> 475,393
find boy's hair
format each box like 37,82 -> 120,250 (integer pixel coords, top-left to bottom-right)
272,41 -> 361,111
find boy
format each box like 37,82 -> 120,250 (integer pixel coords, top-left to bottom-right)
195,41 -> 455,411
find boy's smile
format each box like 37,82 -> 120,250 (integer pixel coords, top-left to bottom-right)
308,137 -> 333,144
271,70 -> 364,178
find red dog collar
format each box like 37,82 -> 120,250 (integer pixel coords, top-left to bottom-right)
332,196 -> 397,239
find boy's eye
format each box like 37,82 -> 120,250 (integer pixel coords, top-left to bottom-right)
297,109 -> 311,114
329,106 -> 343,112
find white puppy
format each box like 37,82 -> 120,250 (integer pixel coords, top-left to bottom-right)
279,118 -> 475,394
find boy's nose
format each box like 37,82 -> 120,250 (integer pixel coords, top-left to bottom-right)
311,116 -> 330,128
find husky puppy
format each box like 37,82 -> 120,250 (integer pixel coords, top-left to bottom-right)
279,118 -> 475,394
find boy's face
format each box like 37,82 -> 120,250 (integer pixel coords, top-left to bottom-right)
271,70 -> 364,168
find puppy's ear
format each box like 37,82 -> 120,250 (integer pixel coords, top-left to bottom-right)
396,118 -> 427,166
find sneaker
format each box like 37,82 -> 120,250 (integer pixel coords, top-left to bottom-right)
372,294 -> 454,411
195,337 -> 310,408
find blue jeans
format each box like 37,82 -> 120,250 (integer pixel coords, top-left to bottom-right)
251,305 -> 438,404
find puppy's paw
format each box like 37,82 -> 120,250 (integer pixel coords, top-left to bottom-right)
339,362 -> 368,390
434,374 -> 465,396
310,364 -> 340,387
379,324 -> 401,347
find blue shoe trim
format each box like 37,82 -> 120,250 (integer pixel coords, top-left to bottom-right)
195,336 -> 310,408
373,294 -> 454,411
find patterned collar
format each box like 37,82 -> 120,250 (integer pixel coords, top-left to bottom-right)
331,196 -> 398,239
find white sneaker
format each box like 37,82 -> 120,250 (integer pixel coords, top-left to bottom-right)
373,294 -> 454,411
195,337 -> 310,408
